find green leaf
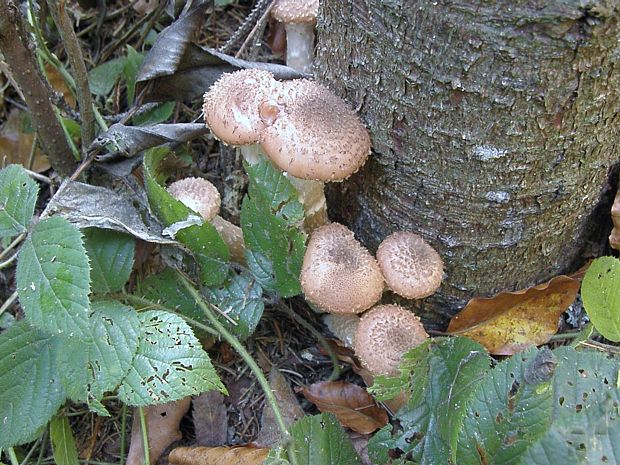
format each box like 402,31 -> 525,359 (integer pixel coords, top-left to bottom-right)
370,337 -> 491,464
0,164 -> 38,238
54,300 -> 140,409
581,256 -> 620,342
267,413 -> 363,465
88,57 -> 126,96
205,272 -> 264,340
457,348 -> 555,465
84,228 -> 135,294
16,216 -> 91,339
124,45 -> 144,105
49,416 -> 79,465
241,160 -> 306,297
132,101 -> 176,126
0,321 -> 66,448
144,148 -> 229,286
117,310 -> 225,406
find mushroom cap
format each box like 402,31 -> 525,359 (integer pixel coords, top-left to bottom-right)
203,69 -> 279,146
167,177 -> 220,221
272,0 -> 319,24
354,304 -> 428,375
259,79 -> 371,181
300,223 -> 384,314
376,231 -> 444,299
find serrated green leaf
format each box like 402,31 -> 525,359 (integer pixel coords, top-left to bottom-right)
54,300 -> 140,408
50,416 -> 79,465
132,101 -> 176,126
16,216 -> 91,339
144,148 -> 229,286
267,413 -> 363,465
0,321 -> 66,448
0,164 -> 38,238
117,310 -> 225,406
88,57 -> 126,96
581,256 -> 620,342
370,337 -> 491,464
457,348 -> 555,465
241,160 -> 306,297
84,228 -> 135,294
205,272 -> 264,340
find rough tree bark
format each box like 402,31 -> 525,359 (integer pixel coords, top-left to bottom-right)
316,1 -> 620,327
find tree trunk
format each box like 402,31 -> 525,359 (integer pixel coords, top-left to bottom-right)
315,1 -> 620,328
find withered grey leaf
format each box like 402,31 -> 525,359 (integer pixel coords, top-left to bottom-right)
192,390 -> 228,447
44,180 -> 175,244
135,0 -> 303,103
89,123 -> 208,158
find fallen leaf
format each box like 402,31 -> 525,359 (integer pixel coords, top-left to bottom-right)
0,108 -> 50,172
193,391 -> 228,447
45,64 -> 75,108
126,397 -> 191,465
447,275 -> 580,355
610,185 -> 620,250
301,381 -> 388,434
255,368 -> 304,447
168,446 -> 269,465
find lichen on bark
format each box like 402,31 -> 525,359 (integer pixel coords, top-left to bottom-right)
316,1 -> 620,327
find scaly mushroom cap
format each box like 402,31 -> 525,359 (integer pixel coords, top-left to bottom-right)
167,177 -> 220,221
376,231 -> 444,299
203,69 -> 279,146
300,223 -> 383,314
272,0 -> 319,24
354,304 -> 428,376
259,79 -> 371,181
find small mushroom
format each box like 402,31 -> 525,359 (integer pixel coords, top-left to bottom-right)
203,69 -> 279,164
271,0 -> 319,73
376,231 -> 444,299
259,79 -> 371,229
354,304 -> 428,376
300,223 -> 384,314
167,177 -> 245,263
323,313 -> 360,348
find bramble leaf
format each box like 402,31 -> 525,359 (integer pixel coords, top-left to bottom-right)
0,321 -> 66,448
0,164 -> 38,238
49,416 -> 79,465
117,310 -> 225,406
581,256 -> 620,342
84,228 -> 135,294
16,216 -> 91,339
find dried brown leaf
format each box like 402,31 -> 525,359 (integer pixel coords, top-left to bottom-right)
126,397 -> 191,465
301,381 -> 388,434
168,446 -> 269,465
447,275 -> 580,355
193,391 -> 228,447
0,108 -> 50,172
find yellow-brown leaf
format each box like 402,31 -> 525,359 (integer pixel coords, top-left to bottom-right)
168,446 -> 269,465
301,381 -> 388,434
447,275 -> 579,355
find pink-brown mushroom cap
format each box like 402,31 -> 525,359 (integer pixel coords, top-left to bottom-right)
167,177 -> 220,221
272,0 -> 319,24
259,79 -> 371,181
354,304 -> 428,376
300,223 -> 384,314
203,69 -> 279,146
376,231 -> 444,299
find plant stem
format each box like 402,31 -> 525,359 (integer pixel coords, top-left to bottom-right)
119,404 -> 127,465
7,448 -> 19,465
0,291 -> 18,316
178,272 -> 300,465
138,406 -> 150,465
0,0 -> 76,176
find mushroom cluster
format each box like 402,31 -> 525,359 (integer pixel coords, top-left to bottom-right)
203,69 -> 371,231
302,225 -> 443,376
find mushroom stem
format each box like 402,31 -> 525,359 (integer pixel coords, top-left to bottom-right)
239,144 -> 264,166
285,175 -> 328,231
212,215 -> 246,264
323,313 -> 360,348
284,22 -> 315,73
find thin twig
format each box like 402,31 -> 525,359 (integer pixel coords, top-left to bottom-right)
235,2 -> 274,59
0,291 -> 18,316
219,0 -> 272,54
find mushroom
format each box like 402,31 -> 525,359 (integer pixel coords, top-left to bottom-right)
203,68 -> 279,165
271,0 -> 319,73
300,223 -> 384,314
376,231 -> 444,299
353,304 -> 428,376
167,177 -> 245,263
259,79 -> 371,230
323,313 -> 360,347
